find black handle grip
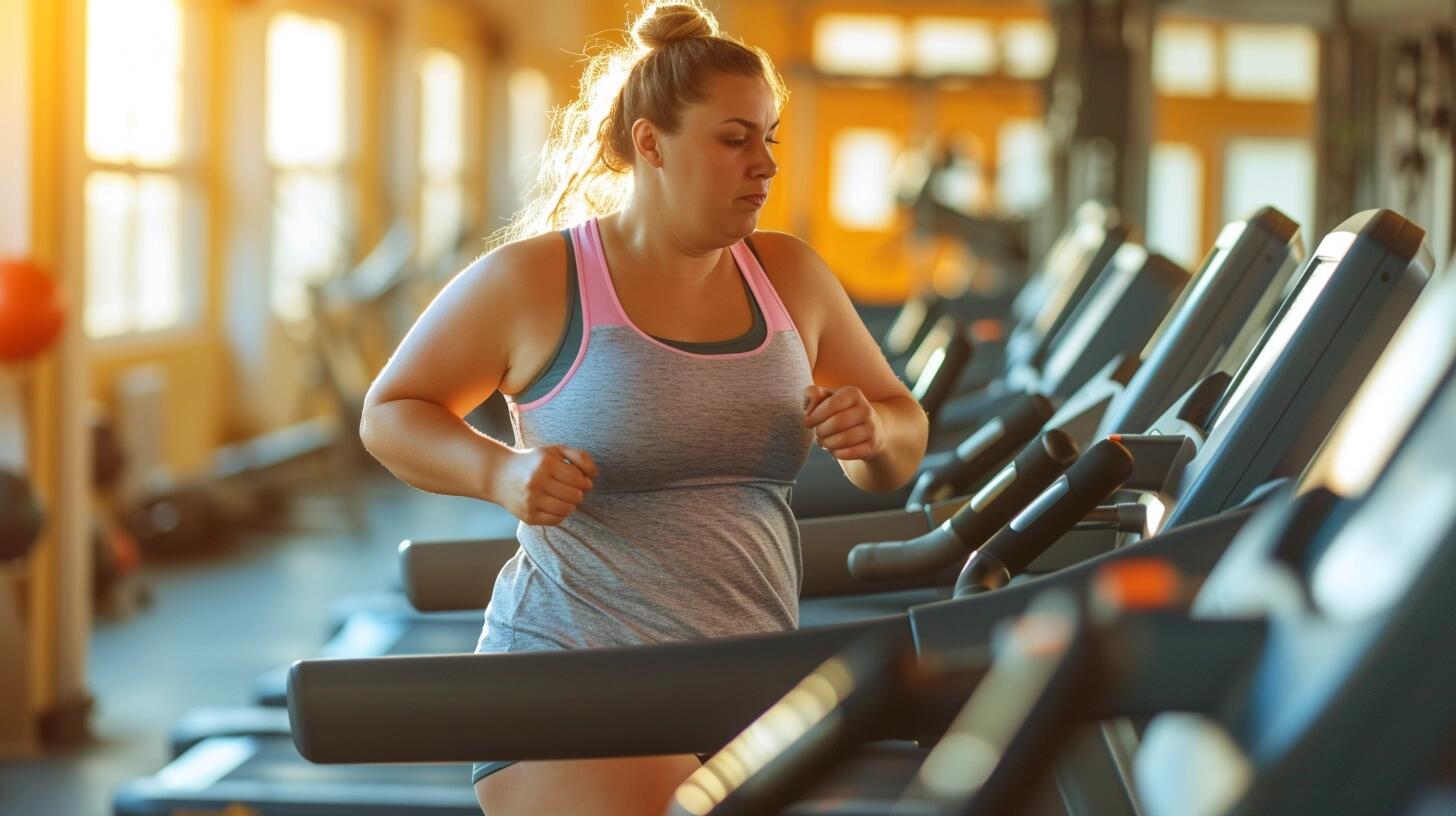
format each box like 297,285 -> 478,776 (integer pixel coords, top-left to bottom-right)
956,437 -> 1135,596
907,393 -> 1055,506
848,430 -> 1080,581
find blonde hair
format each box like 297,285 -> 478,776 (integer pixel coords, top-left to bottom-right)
489,1 -> 788,249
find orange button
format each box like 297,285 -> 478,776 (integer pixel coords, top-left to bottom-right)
971,318 -> 1004,343
1093,558 -> 1181,612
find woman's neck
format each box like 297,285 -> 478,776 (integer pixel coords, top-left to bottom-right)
605,201 -> 727,285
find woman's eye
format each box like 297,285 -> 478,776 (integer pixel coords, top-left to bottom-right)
766,138 -> 781,145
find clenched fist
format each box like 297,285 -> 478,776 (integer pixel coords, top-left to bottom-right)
803,385 -> 885,461
492,444 -> 598,526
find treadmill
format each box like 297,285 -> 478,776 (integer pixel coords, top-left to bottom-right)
792,238 -> 1186,519
790,201 -> 1132,518
670,282 -> 1456,815
883,199 -> 1128,391
926,241 -> 1189,448
112,212 -> 1435,816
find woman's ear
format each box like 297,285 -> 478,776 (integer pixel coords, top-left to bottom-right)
630,118 -> 665,168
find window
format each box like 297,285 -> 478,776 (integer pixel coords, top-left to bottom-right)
1224,24 -> 1318,101
266,12 -> 349,321
1146,143 -> 1204,267
813,15 -> 905,76
1222,138 -> 1315,233
927,135 -> 987,215
995,119 -> 1050,215
1000,20 -> 1056,79
82,0 -> 195,337
419,49 -> 465,267
830,128 -> 900,230
911,18 -> 997,77
508,68 -> 551,197
1153,23 -> 1218,97
813,14 -> 1054,80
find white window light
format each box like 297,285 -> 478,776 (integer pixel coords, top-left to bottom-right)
83,0 -> 193,338
266,11 -> 350,320
508,68 -> 551,195
911,18 -> 998,77
266,12 -> 347,167
85,0 -> 184,165
831,128 -> 900,230
1224,24 -> 1319,102
814,14 -> 906,76
419,49 -> 466,265
419,50 -> 464,177
1153,22 -> 1218,97
1000,20 -> 1056,79
1146,143 -> 1204,268
1222,138 -> 1315,238
995,119 -> 1051,215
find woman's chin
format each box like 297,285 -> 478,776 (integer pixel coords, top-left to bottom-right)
728,209 -> 760,236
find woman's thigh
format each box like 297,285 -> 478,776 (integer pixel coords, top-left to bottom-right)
475,754 -> 702,816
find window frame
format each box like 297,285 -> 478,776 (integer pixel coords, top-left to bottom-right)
70,0 -> 210,347
417,46 -> 468,271
263,4 -> 365,323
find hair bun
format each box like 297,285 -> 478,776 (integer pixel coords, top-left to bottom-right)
631,2 -> 718,50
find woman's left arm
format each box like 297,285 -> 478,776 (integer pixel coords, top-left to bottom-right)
760,233 -> 929,493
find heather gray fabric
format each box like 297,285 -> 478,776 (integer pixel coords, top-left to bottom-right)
478,217 -> 815,655
517,232 -> 768,404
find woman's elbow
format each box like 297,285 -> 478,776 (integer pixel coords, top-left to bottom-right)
358,399 -> 393,461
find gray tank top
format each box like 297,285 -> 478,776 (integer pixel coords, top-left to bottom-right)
516,231 -> 768,403
477,218 -> 815,652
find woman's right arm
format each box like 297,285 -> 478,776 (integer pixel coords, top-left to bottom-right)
359,236 -> 596,526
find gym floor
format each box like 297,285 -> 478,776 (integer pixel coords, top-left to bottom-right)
0,468 -> 517,816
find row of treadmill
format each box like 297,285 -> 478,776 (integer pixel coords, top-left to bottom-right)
114,199 -> 1456,815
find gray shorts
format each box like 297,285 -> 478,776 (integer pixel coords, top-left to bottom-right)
472,760 -> 514,784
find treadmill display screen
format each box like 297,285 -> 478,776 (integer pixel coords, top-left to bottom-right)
1306,268 -> 1456,497
1139,244 -> 1226,359
885,296 -> 931,357
1312,383 -> 1456,621
1210,258 -> 1340,429
1030,222 -> 1106,336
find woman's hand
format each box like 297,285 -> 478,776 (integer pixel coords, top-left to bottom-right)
491,444 -> 599,526
803,385 -> 886,461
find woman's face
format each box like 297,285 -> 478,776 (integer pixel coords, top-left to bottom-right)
652,72 -> 780,245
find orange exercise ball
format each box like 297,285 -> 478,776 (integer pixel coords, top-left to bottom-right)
0,258 -> 66,362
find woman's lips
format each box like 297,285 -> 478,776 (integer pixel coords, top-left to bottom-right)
741,194 -> 767,208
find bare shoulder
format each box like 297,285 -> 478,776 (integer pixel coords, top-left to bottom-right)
749,231 -> 844,351
440,230 -> 569,346
748,230 -> 833,285
458,230 -> 567,302
365,230 -> 569,415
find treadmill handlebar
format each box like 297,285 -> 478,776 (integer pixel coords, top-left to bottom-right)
956,438 -> 1135,596
907,392 -> 1056,507
287,617 -> 902,765
848,430 -> 1080,582
1175,370 -> 1233,433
